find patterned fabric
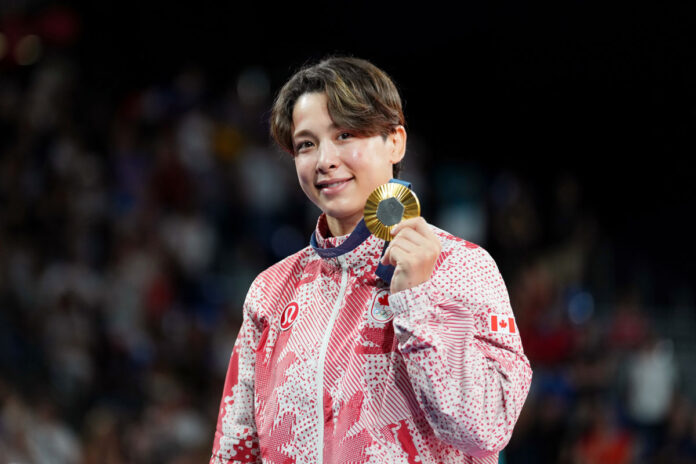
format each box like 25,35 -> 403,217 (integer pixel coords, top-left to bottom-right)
210,215 -> 532,464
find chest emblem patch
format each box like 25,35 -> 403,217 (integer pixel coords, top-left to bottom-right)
280,302 -> 300,331
369,290 -> 394,323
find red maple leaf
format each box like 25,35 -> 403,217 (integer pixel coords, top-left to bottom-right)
324,392 -> 370,464
499,320 -> 507,328
261,412 -> 296,464
378,294 -> 389,306
387,420 -> 421,464
355,326 -> 395,355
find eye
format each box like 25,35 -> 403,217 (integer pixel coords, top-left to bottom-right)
294,140 -> 314,153
337,132 -> 353,141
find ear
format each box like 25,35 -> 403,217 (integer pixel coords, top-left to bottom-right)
388,125 -> 407,164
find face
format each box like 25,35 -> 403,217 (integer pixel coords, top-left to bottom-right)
292,92 -> 406,236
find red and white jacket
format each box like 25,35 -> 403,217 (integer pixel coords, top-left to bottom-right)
210,215 -> 532,464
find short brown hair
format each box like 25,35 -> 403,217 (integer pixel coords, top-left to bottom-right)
270,56 -> 405,177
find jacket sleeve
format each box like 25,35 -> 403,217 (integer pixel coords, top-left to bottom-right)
388,241 -> 532,457
210,280 -> 264,464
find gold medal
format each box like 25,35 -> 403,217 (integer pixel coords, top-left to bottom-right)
364,182 -> 420,241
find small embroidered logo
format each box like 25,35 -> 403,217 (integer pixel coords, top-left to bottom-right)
370,290 -> 394,323
280,302 -> 300,331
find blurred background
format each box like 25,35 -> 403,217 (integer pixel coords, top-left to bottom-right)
1,1 -> 695,463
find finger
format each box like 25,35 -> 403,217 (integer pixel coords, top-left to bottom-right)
390,233 -> 433,261
382,229 -> 420,265
380,242 -> 392,265
410,216 -> 439,240
391,216 -> 431,237
409,218 -> 441,255
389,217 -> 419,236
392,221 -> 441,257
389,229 -> 422,249
386,243 -> 411,267
380,241 -> 412,266
391,226 -> 430,248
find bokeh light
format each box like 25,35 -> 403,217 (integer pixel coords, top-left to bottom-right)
237,67 -> 270,106
15,34 -> 42,66
0,33 -> 8,61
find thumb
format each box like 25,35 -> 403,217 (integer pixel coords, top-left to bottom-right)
380,244 -> 392,265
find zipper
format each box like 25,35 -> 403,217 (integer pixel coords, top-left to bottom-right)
315,256 -> 349,463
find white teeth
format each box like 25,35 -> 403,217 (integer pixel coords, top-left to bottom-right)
319,179 -> 348,189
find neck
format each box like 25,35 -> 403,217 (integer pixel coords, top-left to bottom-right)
326,213 -> 362,237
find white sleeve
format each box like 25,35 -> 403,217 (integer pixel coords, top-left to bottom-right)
388,243 -> 532,457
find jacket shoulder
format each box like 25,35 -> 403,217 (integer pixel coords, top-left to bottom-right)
427,225 -> 509,306
428,224 -> 496,265
245,245 -> 316,317
255,245 -> 314,285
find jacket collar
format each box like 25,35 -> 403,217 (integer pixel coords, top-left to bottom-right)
310,214 -> 394,283
311,214 -> 370,256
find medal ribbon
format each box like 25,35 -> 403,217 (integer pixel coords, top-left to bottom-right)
309,179 -> 412,285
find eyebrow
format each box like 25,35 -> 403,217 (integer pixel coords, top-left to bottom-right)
292,123 -> 339,141
292,129 -> 316,141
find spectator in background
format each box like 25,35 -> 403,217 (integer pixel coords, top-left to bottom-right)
572,401 -> 635,464
625,335 -> 678,459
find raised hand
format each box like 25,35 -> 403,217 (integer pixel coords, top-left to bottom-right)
380,217 -> 442,294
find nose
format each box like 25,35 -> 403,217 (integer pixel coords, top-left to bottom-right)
316,141 -> 340,173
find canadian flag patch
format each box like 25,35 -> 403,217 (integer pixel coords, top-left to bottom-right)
489,314 -> 516,334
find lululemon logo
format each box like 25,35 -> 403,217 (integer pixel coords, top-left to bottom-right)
280,302 -> 299,331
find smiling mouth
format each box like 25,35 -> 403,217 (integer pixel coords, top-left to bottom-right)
316,178 -> 353,190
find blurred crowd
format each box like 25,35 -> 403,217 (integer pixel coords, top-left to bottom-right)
1,37 -> 696,464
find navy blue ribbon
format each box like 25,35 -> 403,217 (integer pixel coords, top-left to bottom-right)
309,179 -> 412,285
310,218 -> 371,259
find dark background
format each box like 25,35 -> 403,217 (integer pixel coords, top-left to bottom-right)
1,1 -> 695,463
78,0 -> 696,301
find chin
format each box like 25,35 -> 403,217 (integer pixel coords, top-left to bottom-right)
321,200 -> 361,218
324,209 -> 359,221
322,205 -> 363,223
